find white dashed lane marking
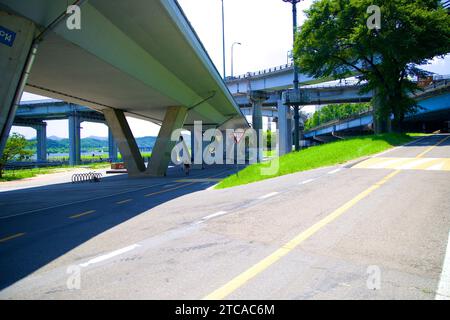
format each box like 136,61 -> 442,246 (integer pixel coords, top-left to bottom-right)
258,192 -> 279,200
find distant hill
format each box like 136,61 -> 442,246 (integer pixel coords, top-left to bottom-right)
86,135 -> 108,141
48,135 -> 64,141
26,136 -> 157,153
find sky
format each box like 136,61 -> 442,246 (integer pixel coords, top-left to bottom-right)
13,0 -> 450,139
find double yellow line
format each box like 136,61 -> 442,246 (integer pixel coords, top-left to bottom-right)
203,135 -> 449,300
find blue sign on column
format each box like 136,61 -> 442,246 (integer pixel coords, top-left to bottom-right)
0,26 -> 16,47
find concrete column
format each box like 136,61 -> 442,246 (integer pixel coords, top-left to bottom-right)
288,115 -> 293,152
103,109 -> 145,176
249,91 -> 268,162
34,122 -> 47,162
253,105 -> 262,162
277,100 -> 291,156
147,106 -> 188,176
108,127 -> 118,162
0,12 -> 36,158
252,104 -> 263,134
68,115 -> 81,166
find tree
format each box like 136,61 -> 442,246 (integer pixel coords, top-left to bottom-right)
0,133 -> 33,178
304,103 -> 371,130
295,0 -> 450,132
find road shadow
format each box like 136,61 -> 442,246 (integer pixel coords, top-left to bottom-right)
0,164 -> 239,290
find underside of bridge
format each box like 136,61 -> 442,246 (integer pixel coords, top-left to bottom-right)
0,0 -> 248,176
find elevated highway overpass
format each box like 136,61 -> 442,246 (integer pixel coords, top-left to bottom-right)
305,82 -> 450,139
226,63 -> 449,152
13,99 -> 118,164
0,0 -> 248,176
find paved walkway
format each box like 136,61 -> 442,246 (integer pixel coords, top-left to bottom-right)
0,135 -> 449,299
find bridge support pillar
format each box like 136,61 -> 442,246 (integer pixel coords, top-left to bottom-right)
277,100 -> 292,156
103,109 -> 145,176
33,122 -> 47,162
147,106 -> 188,176
108,127 -> 118,162
0,12 -> 36,158
68,115 -> 81,166
249,91 -> 269,162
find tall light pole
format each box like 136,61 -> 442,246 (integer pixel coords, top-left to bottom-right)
282,0 -> 302,151
221,0 -> 226,79
231,42 -> 241,78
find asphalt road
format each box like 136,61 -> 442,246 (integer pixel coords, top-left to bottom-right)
0,134 -> 449,300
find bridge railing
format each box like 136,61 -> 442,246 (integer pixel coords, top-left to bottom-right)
304,109 -> 374,134
302,79 -> 364,89
433,74 -> 450,81
226,63 -> 294,81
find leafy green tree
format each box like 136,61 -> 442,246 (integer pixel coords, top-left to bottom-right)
295,0 -> 450,132
305,103 -> 371,130
0,133 -> 33,178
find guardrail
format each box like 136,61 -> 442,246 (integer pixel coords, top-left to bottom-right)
304,109 -> 374,133
302,79 -> 364,88
226,63 -> 294,81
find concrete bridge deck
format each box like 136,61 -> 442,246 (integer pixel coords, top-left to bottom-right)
1,0 -> 248,177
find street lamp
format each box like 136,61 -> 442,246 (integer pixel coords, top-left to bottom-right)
221,0 -> 226,79
282,0 -> 303,151
231,42 -> 241,78
287,50 -> 293,65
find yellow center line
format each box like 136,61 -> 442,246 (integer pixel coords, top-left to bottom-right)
116,199 -> 133,205
69,210 -> 96,219
416,135 -> 450,158
204,135 -> 450,300
203,170 -> 401,300
0,232 -> 26,243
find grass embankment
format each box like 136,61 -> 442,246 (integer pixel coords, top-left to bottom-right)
0,162 -> 111,182
215,133 -> 414,189
1,152 -> 153,182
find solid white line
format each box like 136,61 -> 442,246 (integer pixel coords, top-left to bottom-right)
300,179 -> 315,185
327,168 -> 342,175
258,192 -> 279,200
79,244 -> 141,268
436,231 -> 450,300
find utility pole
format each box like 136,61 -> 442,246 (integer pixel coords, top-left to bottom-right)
221,0 -> 226,79
231,42 -> 241,78
282,0 -> 302,151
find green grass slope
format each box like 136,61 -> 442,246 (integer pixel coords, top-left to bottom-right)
216,133 -> 414,189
